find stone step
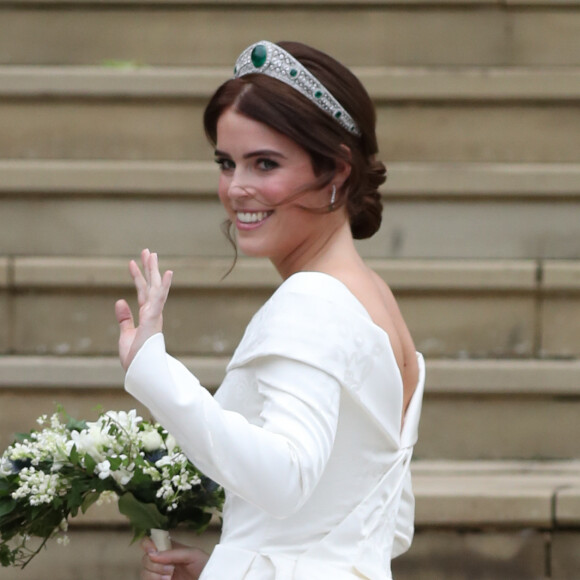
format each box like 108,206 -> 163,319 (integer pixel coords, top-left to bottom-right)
1,160 -> 579,260
0,1 -> 579,66
1,354 -> 579,460
1,460 -> 578,579
3,66 -> 580,99
1,67 -> 579,162
1,256 -> 579,359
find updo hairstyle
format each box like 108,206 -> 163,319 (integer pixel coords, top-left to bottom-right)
203,41 -> 386,240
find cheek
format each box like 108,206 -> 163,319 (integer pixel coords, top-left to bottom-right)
217,177 -> 230,208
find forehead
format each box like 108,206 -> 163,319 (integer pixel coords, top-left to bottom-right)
216,108 -> 303,154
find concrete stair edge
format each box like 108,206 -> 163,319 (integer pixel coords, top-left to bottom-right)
1,355 -> 579,394
2,0 -> 580,7
1,65 -> 580,100
2,255 -> 580,291
1,160 -> 579,197
66,460 -> 580,529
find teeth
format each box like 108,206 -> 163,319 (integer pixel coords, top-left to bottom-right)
237,211 -> 271,224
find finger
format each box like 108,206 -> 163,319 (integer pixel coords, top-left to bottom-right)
161,270 -> 173,301
115,299 -> 134,331
141,537 -> 157,554
149,252 -> 162,288
148,548 -> 202,565
146,255 -> 172,312
142,552 -> 174,573
130,259 -> 148,306
141,249 -> 152,286
149,269 -> 173,320
141,553 -> 174,579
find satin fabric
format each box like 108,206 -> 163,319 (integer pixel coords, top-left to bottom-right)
125,271 -> 425,579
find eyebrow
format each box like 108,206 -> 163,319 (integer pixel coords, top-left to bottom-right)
214,149 -> 287,160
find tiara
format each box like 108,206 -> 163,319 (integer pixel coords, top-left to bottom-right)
233,40 -> 361,136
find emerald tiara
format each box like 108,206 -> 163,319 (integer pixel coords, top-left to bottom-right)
233,40 -> 361,136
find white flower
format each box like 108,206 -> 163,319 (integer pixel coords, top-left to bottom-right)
12,467 -> 64,506
165,434 -> 177,454
155,455 -> 173,468
56,535 -> 70,546
105,410 -> 142,437
110,468 -> 133,486
49,413 -> 64,430
0,455 -> 14,476
70,426 -> 110,463
96,460 -> 111,480
140,430 -> 163,452
96,490 -> 118,506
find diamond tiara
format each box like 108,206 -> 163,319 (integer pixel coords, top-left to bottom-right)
233,40 -> 361,136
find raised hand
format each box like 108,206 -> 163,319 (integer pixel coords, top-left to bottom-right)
115,249 -> 173,371
141,537 -> 210,580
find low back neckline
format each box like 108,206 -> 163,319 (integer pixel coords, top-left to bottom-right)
284,270 -> 424,436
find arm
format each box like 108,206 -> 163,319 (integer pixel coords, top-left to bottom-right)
126,336 -> 340,517
117,251 -> 340,517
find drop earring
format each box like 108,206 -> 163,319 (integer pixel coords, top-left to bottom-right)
329,184 -> 337,211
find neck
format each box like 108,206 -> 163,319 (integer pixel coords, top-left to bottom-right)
272,218 -> 361,280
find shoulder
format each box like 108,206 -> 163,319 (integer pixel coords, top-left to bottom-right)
253,271 -> 370,330
227,272 -> 380,377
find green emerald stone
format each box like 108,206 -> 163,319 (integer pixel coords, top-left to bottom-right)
334,111 -> 342,119
251,45 -> 268,68
290,69 -> 298,77
314,90 -> 323,99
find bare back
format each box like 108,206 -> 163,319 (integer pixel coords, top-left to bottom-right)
326,265 -> 419,419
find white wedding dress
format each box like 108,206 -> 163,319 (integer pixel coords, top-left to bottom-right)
125,271 -> 425,579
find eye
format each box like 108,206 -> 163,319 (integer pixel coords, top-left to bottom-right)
256,158 -> 279,171
215,157 -> 235,171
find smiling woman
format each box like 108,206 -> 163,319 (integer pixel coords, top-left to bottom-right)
116,40 -> 424,580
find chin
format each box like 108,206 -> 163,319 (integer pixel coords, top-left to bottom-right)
238,247 -> 271,259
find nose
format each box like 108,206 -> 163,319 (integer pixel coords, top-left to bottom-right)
225,169 -> 255,200
227,182 -> 250,200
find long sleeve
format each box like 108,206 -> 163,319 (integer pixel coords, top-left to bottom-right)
125,333 -> 340,518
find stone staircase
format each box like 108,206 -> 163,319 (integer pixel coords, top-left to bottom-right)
1,0 -> 579,578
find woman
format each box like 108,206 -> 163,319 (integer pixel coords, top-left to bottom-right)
115,40 -> 424,580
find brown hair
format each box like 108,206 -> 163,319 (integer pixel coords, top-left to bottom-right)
204,40 -> 386,240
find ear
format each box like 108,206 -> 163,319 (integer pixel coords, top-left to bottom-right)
335,144 -> 352,190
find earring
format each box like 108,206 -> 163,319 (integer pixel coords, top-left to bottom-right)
329,184 -> 336,211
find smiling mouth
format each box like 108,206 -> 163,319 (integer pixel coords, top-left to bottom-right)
236,211 -> 273,224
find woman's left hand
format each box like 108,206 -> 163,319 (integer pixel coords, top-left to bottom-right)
140,538 -> 209,580
115,249 -> 173,371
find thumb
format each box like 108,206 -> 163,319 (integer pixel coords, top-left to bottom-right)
115,299 -> 134,332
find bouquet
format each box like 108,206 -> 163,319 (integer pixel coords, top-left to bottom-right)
0,407 -> 224,568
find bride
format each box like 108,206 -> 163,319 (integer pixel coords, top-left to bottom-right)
115,40 -> 424,580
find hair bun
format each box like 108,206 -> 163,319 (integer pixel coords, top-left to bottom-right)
348,159 -> 386,240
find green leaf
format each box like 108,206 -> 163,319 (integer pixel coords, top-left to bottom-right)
0,542 -> 15,567
0,498 -> 16,518
0,478 -> 13,496
69,445 -> 79,466
117,492 -> 168,537
14,432 -> 31,443
84,454 -> 96,474
66,417 -> 88,432
108,456 -> 122,470
80,491 -> 101,514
